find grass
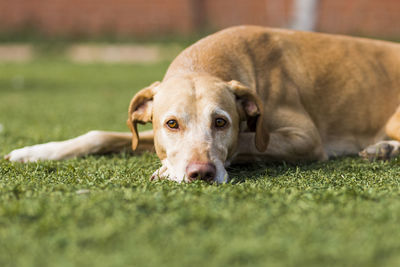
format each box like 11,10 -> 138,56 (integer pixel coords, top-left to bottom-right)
1,60 -> 400,267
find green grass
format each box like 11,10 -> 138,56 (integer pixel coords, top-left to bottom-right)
1,60 -> 400,267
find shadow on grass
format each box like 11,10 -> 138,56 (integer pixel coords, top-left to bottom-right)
226,161 -> 325,184
225,155 -> 390,184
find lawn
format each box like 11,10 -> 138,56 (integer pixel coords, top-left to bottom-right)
1,60 -> 400,267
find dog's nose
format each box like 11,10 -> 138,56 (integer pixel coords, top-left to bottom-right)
186,162 -> 216,182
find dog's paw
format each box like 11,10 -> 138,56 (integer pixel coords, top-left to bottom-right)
150,165 -> 169,181
4,142 -> 62,163
359,140 -> 400,161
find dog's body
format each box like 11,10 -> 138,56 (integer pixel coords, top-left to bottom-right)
6,26 -> 400,183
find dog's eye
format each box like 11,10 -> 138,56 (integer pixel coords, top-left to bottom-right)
166,119 -> 179,129
215,118 -> 227,128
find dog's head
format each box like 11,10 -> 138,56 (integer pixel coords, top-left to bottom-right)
127,74 -> 268,183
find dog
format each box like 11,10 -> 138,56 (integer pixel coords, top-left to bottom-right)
5,25 -> 400,183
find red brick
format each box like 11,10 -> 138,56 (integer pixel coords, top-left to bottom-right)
317,0 -> 400,37
0,0 -> 400,38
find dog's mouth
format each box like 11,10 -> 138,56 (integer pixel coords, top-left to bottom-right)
150,160 -> 229,183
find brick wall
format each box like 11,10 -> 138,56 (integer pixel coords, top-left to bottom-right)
0,0 -> 197,36
0,0 -> 399,38
204,0 -> 293,29
317,0 -> 400,37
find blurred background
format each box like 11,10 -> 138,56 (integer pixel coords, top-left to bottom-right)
0,0 -> 399,63
1,0 -> 400,38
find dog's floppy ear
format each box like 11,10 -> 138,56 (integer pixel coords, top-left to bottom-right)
228,80 -> 269,152
127,81 -> 160,150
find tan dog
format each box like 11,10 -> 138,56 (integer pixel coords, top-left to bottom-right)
5,25 -> 400,183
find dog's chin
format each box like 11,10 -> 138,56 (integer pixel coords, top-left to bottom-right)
150,162 -> 229,184
214,161 -> 229,183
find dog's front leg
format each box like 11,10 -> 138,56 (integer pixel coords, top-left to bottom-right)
235,127 -> 327,163
5,130 -> 154,162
